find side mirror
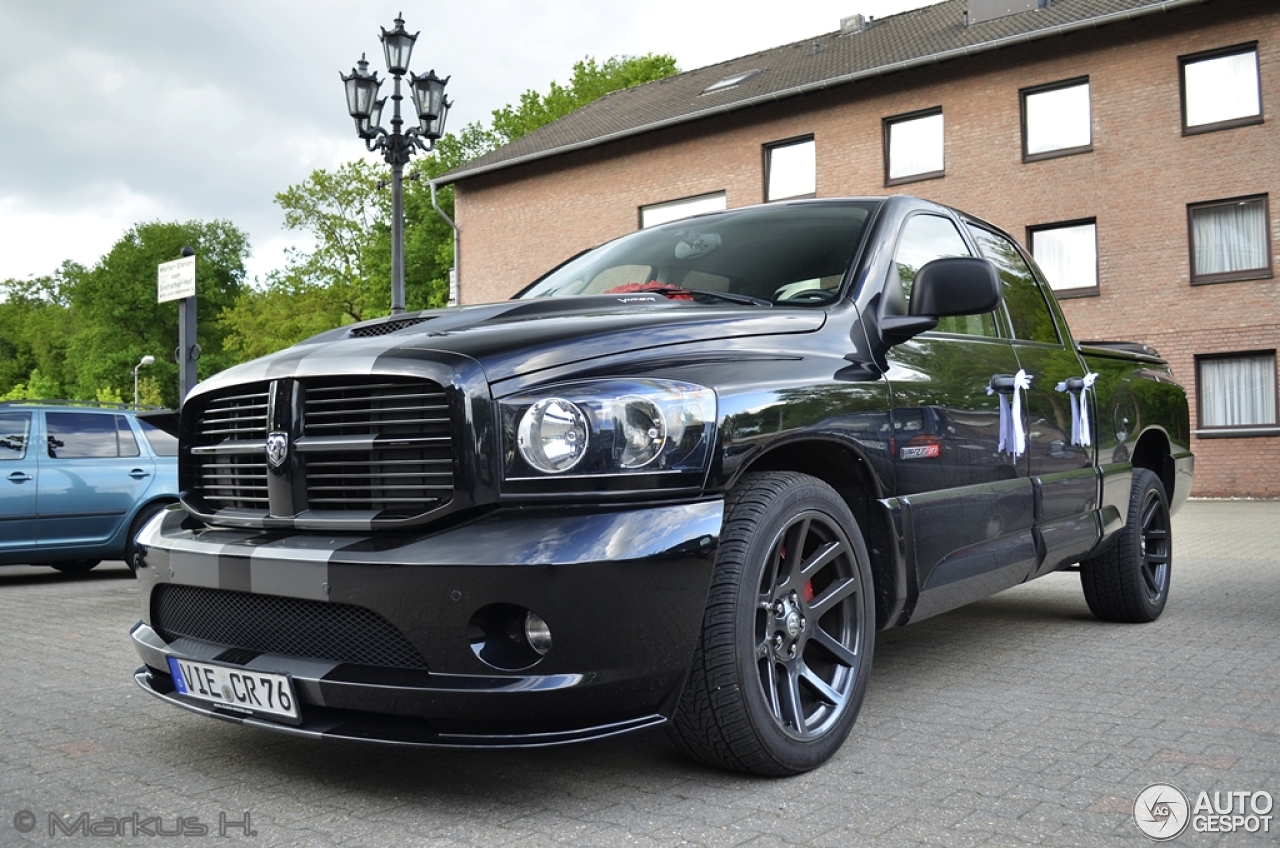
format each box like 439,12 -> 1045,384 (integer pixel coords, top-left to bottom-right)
909,257 -> 1001,317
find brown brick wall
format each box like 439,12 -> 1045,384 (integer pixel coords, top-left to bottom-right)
453,0 -> 1279,496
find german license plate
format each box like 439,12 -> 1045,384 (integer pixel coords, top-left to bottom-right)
166,657 -> 301,725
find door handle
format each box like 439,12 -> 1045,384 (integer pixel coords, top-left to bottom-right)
129,469 -> 151,479
989,374 -> 1018,394
7,471 -> 32,483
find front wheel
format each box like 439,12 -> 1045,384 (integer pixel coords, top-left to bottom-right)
669,472 -> 876,775
1080,468 -> 1171,623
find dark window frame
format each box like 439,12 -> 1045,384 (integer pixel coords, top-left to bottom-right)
1026,218 -> 1100,299
1187,194 -> 1273,286
1194,349 -> 1279,435
883,107 -> 945,187
1020,76 -> 1092,163
763,134 -> 817,202
1179,43 -> 1263,136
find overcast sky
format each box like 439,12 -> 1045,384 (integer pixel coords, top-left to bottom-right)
0,0 -> 935,286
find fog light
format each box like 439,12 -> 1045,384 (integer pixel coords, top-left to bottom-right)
524,610 -> 552,656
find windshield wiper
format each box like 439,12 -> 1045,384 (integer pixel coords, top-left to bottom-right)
686,289 -> 772,307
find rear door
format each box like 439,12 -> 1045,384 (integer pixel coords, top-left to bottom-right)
36,411 -> 156,553
0,410 -> 37,557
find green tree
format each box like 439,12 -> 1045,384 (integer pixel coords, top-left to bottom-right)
64,220 -> 248,407
0,264 -> 82,398
489,55 -> 679,145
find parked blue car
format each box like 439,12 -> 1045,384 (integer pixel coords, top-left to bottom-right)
0,402 -> 179,574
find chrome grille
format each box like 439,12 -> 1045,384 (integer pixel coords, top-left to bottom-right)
193,386 -> 270,511
187,377 -> 455,524
302,380 -> 453,514
153,584 -> 428,669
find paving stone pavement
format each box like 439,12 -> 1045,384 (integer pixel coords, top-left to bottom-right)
0,499 -> 1276,846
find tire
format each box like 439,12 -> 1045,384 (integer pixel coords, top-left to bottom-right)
124,501 -> 172,575
668,472 -> 876,775
50,559 -> 100,574
1080,468 -> 1171,623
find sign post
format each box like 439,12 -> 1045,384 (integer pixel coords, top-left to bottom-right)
158,249 -> 198,404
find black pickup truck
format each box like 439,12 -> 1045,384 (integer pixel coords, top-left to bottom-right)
130,195 -> 1193,775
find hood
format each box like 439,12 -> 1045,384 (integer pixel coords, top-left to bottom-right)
193,295 -> 826,397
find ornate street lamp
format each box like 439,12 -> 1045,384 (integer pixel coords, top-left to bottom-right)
341,13 -> 452,315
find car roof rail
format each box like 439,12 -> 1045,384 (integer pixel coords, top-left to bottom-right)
0,399 -> 161,410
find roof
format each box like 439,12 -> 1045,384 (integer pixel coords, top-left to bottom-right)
439,0 -> 1211,185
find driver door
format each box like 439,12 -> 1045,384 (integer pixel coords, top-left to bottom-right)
882,213 -> 1037,620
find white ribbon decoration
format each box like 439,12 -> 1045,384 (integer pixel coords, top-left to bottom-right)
1055,371 -> 1098,447
989,369 -> 1031,460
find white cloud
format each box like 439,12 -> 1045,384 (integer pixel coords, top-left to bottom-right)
0,0 -> 937,284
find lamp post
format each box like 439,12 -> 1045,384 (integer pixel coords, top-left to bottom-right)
133,355 -> 155,410
341,13 -> 452,315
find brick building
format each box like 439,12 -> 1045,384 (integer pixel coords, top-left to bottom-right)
440,0 -> 1278,497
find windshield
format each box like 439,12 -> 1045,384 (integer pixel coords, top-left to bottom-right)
516,201 -> 878,306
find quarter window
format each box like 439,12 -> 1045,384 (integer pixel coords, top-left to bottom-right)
884,109 -> 944,185
1197,352 -> 1277,429
1028,220 -> 1098,294
765,137 -> 816,201
1188,196 -> 1272,284
1181,44 -> 1262,134
1022,78 -> 1091,160
639,192 -> 727,229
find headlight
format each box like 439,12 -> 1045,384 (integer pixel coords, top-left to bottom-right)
502,379 -> 716,483
517,398 -> 589,473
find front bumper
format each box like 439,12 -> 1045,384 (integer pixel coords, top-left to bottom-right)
131,500 -> 722,747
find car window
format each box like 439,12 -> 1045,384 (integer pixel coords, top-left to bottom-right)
138,416 -> 179,456
968,225 -> 1060,344
890,213 -> 999,337
517,203 -> 875,305
0,411 -> 31,460
45,412 -> 141,459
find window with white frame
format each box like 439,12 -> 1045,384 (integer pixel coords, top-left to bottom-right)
639,192 -> 727,229
1028,220 -> 1098,293
1181,44 -> 1262,134
1198,352 -> 1277,430
765,137 -> 816,201
1188,195 -> 1272,284
1022,78 -> 1091,160
884,108 -> 943,184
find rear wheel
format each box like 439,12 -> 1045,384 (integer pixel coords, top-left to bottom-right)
669,472 -> 875,775
50,559 -> 100,574
1080,468 -> 1171,623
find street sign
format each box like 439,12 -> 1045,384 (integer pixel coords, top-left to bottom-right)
157,255 -> 196,303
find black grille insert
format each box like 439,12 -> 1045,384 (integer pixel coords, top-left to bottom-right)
152,584 -> 428,669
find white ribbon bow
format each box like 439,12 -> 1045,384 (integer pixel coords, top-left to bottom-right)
1055,371 -> 1098,447
988,369 -> 1031,460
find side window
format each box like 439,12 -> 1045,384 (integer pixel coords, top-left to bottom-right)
46,412 -> 140,459
968,226 -> 1060,344
0,412 -> 32,460
890,214 -> 998,337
